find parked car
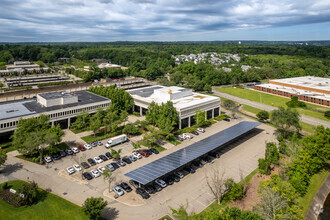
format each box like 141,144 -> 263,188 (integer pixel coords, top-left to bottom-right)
105,164 -> 115,171
44,156 -> 52,163
192,160 -> 203,168
113,186 -> 124,196
91,169 -> 100,178
90,142 -> 97,147
82,172 -> 93,180
52,153 -> 61,160
183,133 -> 193,139
66,149 -> 73,155
209,151 -> 220,158
66,167 -> 75,175
178,134 -> 185,140
224,118 -> 230,122
73,164 -> 82,172
155,179 -> 167,188
84,144 -> 92,150
132,152 -> 142,159
177,137 -> 184,141
197,127 -> 205,133
150,148 -> 159,154
78,145 -> 86,151
110,162 -> 120,169
99,155 -> 108,161
152,183 -> 162,192
97,141 -> 103,146
143,185 -> 155,194
117,160 -> 126,167
138,150 -> 150,157
120,182 -> 132,192
105,152 -> 112,159
97,166 -> 105,174
122,157 -> 132,164
191,131 -> 199,135
184,166 -> 195,174
81,162 -> 90,169
129,180 -> 140,189
128,155 -> 137,162
170,174 -> 180,182
164,176 -> 174,185
94,157 -> 103,164
136,188 -> 150,199
202,156 -> 211,163
71,147 -> 80,153
173,171 -> 184,179
87,158 -> 96,166
59,150 -> 66,157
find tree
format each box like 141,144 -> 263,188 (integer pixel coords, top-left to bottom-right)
0,148 -> 7,167
72,110 -> 90,130
82,197 -> 108,220
203,84 -> 212,93
257,110 -> 269,121
12,115 -> 63,163
223,99 -> 238,118
110,149 -> 122,159
122,124 -> 141,135
325,110 -> 330,118
194,109 -> 207,127
103,104 -> 120,135
17,181 -> 39,205
120,110 -> 129,126
103,169 -> 116,193
270,107 -> 301,138
205,168 -> 226,205
89,114 -> 102,137
169,200 -> 194,220
220,207 -> 262,220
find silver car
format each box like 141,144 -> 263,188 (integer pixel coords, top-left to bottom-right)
155,179 -> 167,188
113,186 -> 124,196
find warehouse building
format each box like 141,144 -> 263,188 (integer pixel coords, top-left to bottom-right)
127,85 -> 221,129
0,91 -> 110,135
0,61 -> 49,76
254,76 -> 330,106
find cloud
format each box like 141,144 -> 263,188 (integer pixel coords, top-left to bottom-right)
0,0 -> 329,41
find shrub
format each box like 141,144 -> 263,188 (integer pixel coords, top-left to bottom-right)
258,158 -> 271,175
286,96 -> 306,108
223,178 -> 245,201
265,142 -> 279,165
214,114 -> 230,121
17,181 -> 39,205
256,110 -> 269,121
325,110 -> 330,118
122,124 -> 141,135
279,141 -> 288,155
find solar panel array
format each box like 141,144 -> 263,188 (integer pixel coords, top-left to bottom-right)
125,121 -> 261,185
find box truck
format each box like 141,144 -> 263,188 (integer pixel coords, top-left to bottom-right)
105,134 -> 127,148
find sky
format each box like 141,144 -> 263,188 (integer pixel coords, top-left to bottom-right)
0,0 -> 329,42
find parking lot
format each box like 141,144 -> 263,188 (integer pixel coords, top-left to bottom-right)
1,115 -> 277,219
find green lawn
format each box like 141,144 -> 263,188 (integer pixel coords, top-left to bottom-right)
241,104 -> 262,115
0,180 -> 88,220
297,170 -> 329,218
217,87 -> 330,121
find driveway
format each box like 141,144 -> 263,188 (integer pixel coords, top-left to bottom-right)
213,89 -> 330,128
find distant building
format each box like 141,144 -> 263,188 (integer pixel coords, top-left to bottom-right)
90,58 -> 108,64
4,74 -> 71,87
0,61 -> 49,76
254,76 -> 330,106
128,85 -> 220,129
58,58 -> 70,62
84,63 -> 126,71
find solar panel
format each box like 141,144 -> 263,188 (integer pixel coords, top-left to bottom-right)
124,121 -> 261,185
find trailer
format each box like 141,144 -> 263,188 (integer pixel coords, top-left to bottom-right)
105,134 -> 127,148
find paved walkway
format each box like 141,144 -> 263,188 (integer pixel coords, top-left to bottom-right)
212,89 -> 330,128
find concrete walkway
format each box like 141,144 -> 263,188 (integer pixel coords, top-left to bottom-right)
212,89 -> 330,128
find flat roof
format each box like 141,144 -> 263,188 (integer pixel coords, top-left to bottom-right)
125,121 -> 261,185
257,83 -> 330,101
0,91 -> 109,120
127,85 -> 220,110
38,92 -> 76,100
270,76 -> 330,92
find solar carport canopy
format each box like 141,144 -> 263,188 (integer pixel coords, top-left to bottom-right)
125,121 -> 261,185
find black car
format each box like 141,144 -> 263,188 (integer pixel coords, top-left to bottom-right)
105,152 -> 112,159
209,151 -> 220,158
184,166 -> 195,174
99,155 -> 108,161
202,156 -> 211,163
170,174 -> 180,182
81,162 -> 90,169
59,150 -> 66,157
191,131 -> 199,135
52,153 -> 61,160
82,172 -> 93,180
143,185 -> 156,194
110,162 -> 120,169
87,158 -> 96,166
164,176 -> 174,185
146,149 -> 153,155
150,148 -> 159,154
136,188 -> 150,199
177,137 -> 184,141
192,160 -> 203,168
65,149 -> 73,155
224,118 -> 230,122
129,180 -> 140,189
120,182 -> 132,192
152,183 -> 162,192
122,157 -> 132,164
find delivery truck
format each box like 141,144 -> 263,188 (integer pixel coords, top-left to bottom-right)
105,134 -> 127,148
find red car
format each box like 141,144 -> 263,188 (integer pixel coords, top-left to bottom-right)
78,145 -> 86,151
139,150 -> 150,157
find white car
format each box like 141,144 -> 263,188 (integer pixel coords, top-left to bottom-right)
71,147 -> 79,153
44,156 -> 52,163
94,157 -> 103,164
183,133 -> 193,139
113,186 -> 124,196
84,144 -> 92,150
97,166 -> 105,174
197,127 -> 205,133
66,167 -> 75,175
91,169 -> 100,178
73,164 -> 82,172
132,152 -> 142,159
105,143 -> 111,148
155,179 -> 167,188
